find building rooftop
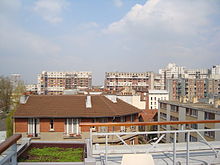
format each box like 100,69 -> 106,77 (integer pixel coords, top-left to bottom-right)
148,90 -> 168,94
159,100 -> 220,114
14,95 -> 141,118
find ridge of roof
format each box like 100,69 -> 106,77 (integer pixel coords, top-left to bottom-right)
14,95 -> 141,118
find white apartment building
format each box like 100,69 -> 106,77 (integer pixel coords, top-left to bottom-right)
37,71 -> 92,95
145,90 -> 169,110
105,72 -> 163,92
25,84 -> 38,94
211,65 -> 220,79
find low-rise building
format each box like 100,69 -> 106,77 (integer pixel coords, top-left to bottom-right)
13,95 -> 141,144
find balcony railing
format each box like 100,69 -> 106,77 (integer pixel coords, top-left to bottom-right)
0,134 -> 21,165
80,120 -> 220,165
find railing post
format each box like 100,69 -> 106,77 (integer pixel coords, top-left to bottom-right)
90,127 -> 93,154
9,143 -> 17,165
105,135 -> 108,165
186,132 -> 190,165
173,132 -> 176,165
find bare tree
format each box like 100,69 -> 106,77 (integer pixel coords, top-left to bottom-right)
0,76 -> 12,113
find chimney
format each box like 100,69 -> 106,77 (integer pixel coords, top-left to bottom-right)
86,95 -> 92,108
20,95 -> 29,104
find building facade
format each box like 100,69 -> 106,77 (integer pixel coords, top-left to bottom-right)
145,90 -> 169,110
14,95 -> 140,144
159,63 -> 210,90
158,100 -> 220,143
25,84 -> 38,94
105,72 -> 163,92
166,78 -> 220,101
37,71 -> 92,95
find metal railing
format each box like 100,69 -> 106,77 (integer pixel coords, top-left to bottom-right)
80,120 -> 220,165
0,134 -> 21,165
91,129 -> 220,165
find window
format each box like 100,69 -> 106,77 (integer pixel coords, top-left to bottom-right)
171,105 -> 179,112
50,119 -> 54,131
186,108 -> 198,117
28,118 -> 40,137
170,116 -> 178,121
190,135 -> 197,142
191,109 -> 198,117
99,118 -> 108,133
204,127 -> 215,138
160,112 -> 167,120
191,124 -> 198,129
205,112 -> 215,120
130,115 -> 136,130
160,103 -> 167,109
65,118 -> 79,135
120,116 -> 126,132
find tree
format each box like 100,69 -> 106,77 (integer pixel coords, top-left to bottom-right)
0,76 -> 13,113
0,76 -> 25,137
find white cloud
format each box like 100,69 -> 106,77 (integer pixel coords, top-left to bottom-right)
113,0 -> 123,8
101,0 -> 220,70
105,0 -> 216,35
33,0 -> 68,24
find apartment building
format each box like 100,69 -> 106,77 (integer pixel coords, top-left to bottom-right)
158,100 -> 220,143
211,65 -> 220,79
159,63 -> 185,90
145,90 -> 169,110
105,72 -> 163,92
159,63 -> 210,90
166,78 -> 220,101
25,84 -> 38,94
37,71 -> 92,95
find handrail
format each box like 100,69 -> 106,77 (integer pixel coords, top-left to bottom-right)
80,120 -> 220,127
0,134 -> 22,154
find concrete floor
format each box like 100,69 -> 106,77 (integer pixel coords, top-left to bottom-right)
92,141 -> 220,165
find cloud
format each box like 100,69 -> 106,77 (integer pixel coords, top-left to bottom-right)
105,0 -> 217,34
99,0 -> 220,72
113,0 -> 123,8
33,0 -> 68,24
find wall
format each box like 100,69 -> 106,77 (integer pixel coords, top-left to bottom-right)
14,118 -> 27,132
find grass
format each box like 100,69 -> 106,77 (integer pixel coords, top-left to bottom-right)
18,147 -> 83,162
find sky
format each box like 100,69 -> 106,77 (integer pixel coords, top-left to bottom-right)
0,0 -> 220,85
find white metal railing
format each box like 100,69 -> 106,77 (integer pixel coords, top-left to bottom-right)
90,128 -> 220,165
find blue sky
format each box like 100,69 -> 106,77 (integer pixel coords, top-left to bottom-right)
0,0 -> 220,85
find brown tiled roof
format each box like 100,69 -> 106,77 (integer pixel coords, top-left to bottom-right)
14,95 -> 141,118
139,109 -> 158,122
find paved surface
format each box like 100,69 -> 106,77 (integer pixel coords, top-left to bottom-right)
92,141 -> 220,165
